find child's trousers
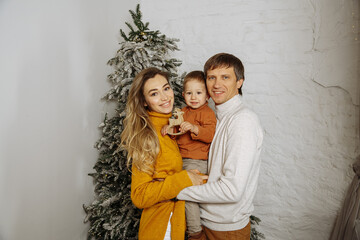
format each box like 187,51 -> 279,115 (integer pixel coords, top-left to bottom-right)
182,158 -> 208,234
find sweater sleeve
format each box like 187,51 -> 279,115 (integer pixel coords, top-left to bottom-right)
178,112 -> 262,203
131,166 -> 193,209
190,108 -> 216,143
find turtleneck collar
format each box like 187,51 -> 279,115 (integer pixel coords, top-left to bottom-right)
215,95 -> 242,121
186,102 -> 209,112
148,111 -> 172,129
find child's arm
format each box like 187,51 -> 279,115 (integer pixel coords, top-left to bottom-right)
185,109 -> 216,143
161,125 -> 168,136
179,121 -> 199,135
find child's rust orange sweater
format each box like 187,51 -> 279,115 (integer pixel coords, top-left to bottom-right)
176,103 -> 216,160
131,111 -> 193,240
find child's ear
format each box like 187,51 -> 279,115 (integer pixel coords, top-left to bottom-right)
182,92 -> 185,97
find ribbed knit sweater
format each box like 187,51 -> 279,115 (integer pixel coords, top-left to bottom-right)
177,95 -> 263,231
131,111 -> 193,240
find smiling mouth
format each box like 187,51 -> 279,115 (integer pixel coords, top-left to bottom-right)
161,101 -> 171,107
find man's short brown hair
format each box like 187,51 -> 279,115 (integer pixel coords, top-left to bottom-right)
204,53 -> 245,95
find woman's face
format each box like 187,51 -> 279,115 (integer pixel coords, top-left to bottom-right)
143,74 -> 174,114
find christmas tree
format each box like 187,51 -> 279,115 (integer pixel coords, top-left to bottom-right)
83,4 -> 184,239
251,215 -> 265,240
84,4 -> 264,240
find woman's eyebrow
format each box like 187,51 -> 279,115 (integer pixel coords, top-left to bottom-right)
148,83 -> 169,93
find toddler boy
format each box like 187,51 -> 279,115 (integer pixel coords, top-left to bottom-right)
162,71 -> 216,238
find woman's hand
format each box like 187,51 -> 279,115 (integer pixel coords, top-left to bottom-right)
187,169 -> 208,186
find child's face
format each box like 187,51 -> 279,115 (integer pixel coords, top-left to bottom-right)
182,79 -> 209,109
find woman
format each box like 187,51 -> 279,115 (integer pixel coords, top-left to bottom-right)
121,67 -> 207,240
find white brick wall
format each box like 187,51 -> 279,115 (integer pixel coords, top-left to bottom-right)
141,1 -> 360,239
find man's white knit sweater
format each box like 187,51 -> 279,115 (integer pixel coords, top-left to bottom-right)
177,95 -> 263,231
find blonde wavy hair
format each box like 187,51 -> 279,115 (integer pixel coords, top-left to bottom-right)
121,67 -> 169,175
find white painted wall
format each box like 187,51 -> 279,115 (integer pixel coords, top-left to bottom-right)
141,1 -> 360,239
0,1 -> 139,239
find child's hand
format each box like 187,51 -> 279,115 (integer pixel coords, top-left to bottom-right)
180,121 -> 199,135
161,125 -> 170,136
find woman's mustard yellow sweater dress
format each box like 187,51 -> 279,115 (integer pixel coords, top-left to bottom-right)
131,111 -> 193,240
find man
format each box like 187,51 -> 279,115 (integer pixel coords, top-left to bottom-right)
177,53 -> 264,240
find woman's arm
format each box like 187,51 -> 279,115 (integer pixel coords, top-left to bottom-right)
131,166 -> 196,209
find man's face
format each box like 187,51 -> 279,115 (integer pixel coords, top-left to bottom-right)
206,66 -> 243,105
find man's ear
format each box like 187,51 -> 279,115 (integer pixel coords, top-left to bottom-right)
237,79 -> 244,89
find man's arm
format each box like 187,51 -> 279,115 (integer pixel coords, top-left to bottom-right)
177,112 -> 263,203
